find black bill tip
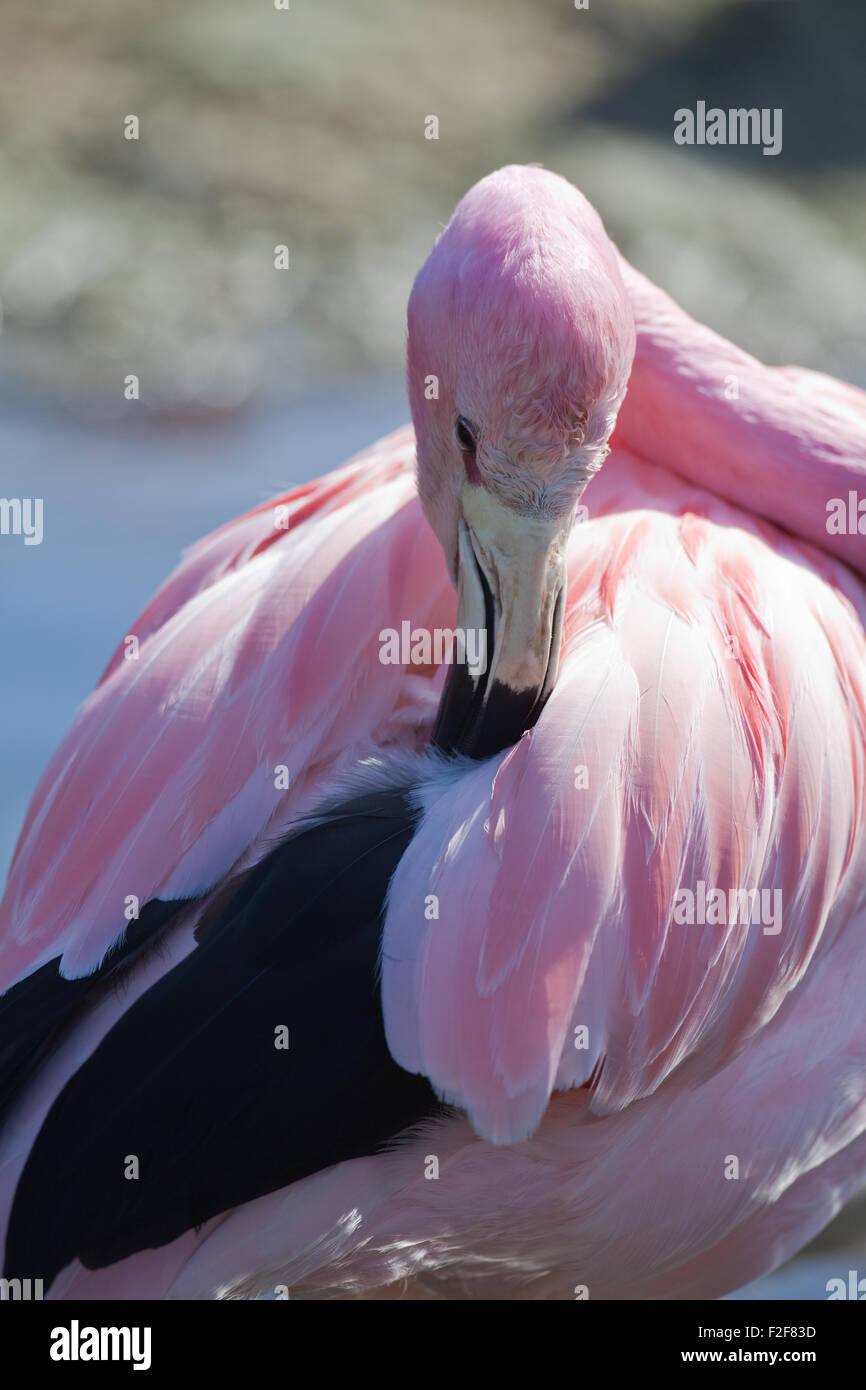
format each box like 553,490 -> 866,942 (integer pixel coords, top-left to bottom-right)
432,665 -> 546,759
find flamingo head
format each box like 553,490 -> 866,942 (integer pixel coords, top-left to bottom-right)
407,165 -> 636,757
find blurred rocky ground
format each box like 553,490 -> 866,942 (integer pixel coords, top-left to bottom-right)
0,0 -> 864,415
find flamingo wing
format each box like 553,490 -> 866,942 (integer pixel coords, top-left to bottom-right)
0,428 -> 452,997
4,786 -> 440,1287
382,503 -> 866,1144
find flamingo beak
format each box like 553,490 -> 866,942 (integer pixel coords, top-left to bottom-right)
432,486 -> 569,759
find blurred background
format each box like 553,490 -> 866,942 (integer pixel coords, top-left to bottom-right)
1,0 -> 865,1298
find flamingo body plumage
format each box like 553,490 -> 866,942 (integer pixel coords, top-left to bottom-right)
1,166 -> 865,1300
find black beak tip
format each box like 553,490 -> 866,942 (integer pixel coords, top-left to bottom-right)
432,669 -> 546,760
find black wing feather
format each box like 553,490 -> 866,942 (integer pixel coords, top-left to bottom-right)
4,788 -> 440,1289
0,898 -> 192,1121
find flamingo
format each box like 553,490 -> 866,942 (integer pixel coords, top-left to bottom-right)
1,164 -> 865,1301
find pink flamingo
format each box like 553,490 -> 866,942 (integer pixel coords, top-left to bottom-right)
2,165 -> 865,1300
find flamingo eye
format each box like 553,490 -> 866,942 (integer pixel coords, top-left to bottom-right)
455,416 -> 477,455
